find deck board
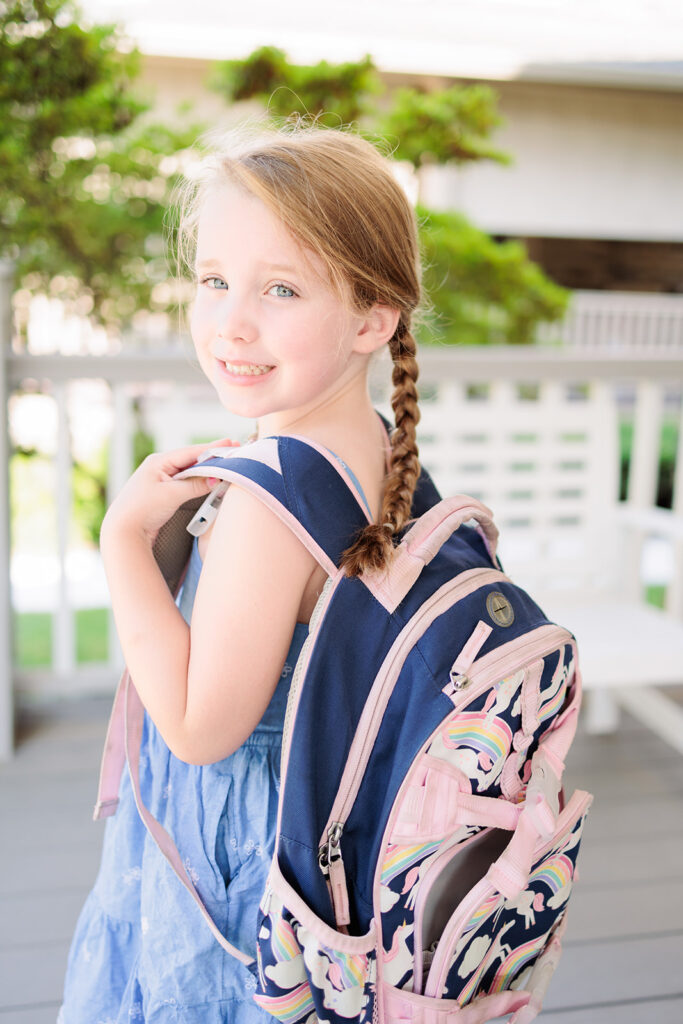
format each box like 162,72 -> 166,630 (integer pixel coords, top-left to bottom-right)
0,697 -> 681,1023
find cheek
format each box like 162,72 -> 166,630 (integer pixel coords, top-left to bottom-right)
189,299 -> 211,346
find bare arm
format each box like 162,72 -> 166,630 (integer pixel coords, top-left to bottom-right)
100,445 -> 318,764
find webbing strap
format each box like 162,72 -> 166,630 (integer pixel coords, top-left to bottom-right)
122,674 -> 255,965
93,668 -> 127,820
94,673 -> 255,961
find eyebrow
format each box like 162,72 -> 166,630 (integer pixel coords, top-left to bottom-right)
195,259 -> 299,275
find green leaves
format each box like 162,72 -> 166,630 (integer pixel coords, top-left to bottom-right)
211,45 -> 381,126
418,207 -> 569,345
1,0 -> 203,327
1,12 -> 570,344
380,85 -> 512,169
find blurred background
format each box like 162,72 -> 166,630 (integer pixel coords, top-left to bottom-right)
1,1 -> 683,1021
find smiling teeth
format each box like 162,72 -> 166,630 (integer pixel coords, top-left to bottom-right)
224,361 -> 272,376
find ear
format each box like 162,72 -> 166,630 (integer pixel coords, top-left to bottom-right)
352,304 -> 401,355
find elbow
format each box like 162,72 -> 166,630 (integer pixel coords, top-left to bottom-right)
162,727 -> 238,766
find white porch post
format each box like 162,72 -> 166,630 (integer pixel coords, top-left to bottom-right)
107,382 -> 134,672
54,380 -> 75,682
0,262 -> 14,760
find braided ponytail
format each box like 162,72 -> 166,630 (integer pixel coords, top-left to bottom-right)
340,320 -> 421,578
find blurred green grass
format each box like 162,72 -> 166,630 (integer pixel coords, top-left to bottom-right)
13,589 -> 667,669
14,608 -> 109,668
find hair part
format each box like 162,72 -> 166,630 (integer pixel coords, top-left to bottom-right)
173,121 -> 423,577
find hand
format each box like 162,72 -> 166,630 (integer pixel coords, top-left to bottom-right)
100,438 -> 240,549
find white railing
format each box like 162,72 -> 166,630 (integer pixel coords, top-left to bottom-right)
20,288 -> 683,357
3,275 -> 683,759
538,289 -> 683,351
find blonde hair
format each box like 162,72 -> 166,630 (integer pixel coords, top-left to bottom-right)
175,124 -> 422,577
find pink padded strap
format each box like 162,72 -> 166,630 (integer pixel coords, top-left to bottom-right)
123,675 -> 255,966
364,496 -> 500,613
404,496 -> 499,564
393,756 -> 522,840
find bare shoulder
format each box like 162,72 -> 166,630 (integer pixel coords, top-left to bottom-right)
183,483 -> 319,758
195,481 -> 319,626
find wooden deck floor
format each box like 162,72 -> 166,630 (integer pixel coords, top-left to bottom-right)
1,696 -> 682,1023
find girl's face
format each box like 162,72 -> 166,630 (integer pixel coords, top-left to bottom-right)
190,181 -> 375,434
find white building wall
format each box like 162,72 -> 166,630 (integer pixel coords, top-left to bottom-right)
419,81 -> 683,242
140,57 -> 683,244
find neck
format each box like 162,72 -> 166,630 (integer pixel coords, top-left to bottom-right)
255,363 -> 374,442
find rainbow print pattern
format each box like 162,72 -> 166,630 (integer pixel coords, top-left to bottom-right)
538,646 -> 574,723
461,891 -> 502,937
271,913 -> 301,963
538,681 -> 567,724
380,840 -> 441,886
253,981 -> 315,1024
254,890 -> 376,1024
530,853 -> 574,896
323,947 -> 371,990
440,712 -> 513,765
488,932 -> 550,993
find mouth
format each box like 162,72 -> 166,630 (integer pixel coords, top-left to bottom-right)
217,359 -> 275,378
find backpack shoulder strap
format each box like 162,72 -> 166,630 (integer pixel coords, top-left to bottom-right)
175,433 -> 373,574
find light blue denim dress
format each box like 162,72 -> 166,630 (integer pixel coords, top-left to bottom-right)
58,538 -> 308,1023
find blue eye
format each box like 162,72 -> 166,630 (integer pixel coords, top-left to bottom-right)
201,276 -> 228,290
269,283 -> 296,298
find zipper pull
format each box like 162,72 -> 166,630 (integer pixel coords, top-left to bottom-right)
443,620 -> 492,700
318,822 -> 351,927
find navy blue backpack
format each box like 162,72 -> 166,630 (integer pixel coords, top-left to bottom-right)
96,428 -> 591,1024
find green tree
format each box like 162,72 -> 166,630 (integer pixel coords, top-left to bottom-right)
380,84 -> 511,170
419,207 -> 568,345
0,0 -> 203,328
211,46 -> 569,345
211,45 -> 381,126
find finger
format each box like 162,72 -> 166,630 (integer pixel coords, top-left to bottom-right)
159,438 -> 240,473
167,476 -> 226,502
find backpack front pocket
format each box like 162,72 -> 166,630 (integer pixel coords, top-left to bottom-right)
254,861 -> 377,1024
423,788 -> 591,1003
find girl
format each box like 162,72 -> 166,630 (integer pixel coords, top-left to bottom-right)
59,125 -> 423,1022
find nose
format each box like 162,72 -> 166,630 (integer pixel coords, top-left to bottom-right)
215,293 -> 257,346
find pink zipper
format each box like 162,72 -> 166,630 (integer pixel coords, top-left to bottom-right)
423,788 -> 592,999
319,569 -> 510,847
317,567 -> 512,915
443,624 -> 576,709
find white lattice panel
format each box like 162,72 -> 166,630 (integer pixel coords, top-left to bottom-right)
379,377 -> 623,598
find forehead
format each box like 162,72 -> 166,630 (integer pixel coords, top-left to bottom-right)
196,182 -> 311,268
194,179 -> 350,303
